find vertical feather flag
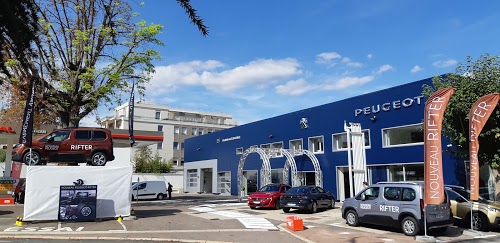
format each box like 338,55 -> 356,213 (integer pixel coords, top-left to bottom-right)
423,88 -> 455,205
128,82 -> 135,147
469,93 -> 499,200
19,79 -> 35,147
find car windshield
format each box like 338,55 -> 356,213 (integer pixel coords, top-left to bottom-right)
259,185 -> 280,192
450,187 -> 488,202
286,187 -> 311,194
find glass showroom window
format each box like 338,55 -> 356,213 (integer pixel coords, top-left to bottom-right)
308,136 -> 324,153
271,169 -> 284,183
383,123 -> 423,147
332,130 -> 370,151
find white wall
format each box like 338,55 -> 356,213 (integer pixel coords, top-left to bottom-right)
183,159 -> 218,194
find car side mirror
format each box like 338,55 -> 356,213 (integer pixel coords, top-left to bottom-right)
361,194 -> 366,201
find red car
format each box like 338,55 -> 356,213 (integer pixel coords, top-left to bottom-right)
248,183 -> 291,209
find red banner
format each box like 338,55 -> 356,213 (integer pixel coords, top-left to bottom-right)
469,93 -> 500,201
11,162 -> 23,179
424,88 -> 455,205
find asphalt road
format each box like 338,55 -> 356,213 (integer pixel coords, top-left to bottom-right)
0,194 -> 499,243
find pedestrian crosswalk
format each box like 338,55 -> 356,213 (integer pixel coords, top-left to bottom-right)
189,205 -> 277,230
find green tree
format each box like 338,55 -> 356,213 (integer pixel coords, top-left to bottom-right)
0,150 -> 6,162
1,0 -> 208,128
133,146 -> 173,173
422,54 -> 500,169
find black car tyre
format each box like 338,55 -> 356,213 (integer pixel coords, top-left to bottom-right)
401,216 -> 420,236
310,201 -> 318,214
91,152 -> 107,166
157,193 -> 165,200
328,199 -> 335,209
274,198 -> 281,210
470,212 -> 489,231
80,206 -> 92,217
345,210 -> 359,227
283,208 -> 290,213
23,151 -> 41,165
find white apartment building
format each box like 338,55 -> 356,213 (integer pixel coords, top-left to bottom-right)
101,103 -> 237,172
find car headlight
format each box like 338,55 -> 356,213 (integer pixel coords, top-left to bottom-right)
487,206 -> 500,212
266,197 -> 272,201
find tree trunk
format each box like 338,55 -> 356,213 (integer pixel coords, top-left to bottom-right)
58,111 -> 80,128
492,168 -> 500,201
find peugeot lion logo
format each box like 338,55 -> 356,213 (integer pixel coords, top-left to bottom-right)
300,118 -> 309,129
73,179 -> 84,186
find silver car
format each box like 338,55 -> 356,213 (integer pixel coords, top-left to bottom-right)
341,181 -> 454,236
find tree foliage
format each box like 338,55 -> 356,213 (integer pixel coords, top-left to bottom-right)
133,146 -> 174,173
422,54 -> 500,167
0,149 -> 6,163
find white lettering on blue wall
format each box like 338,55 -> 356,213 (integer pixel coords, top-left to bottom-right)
354,95 -> 424,117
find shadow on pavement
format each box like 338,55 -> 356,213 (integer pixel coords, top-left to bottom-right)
135,209 -> 182,218
0,210 -> 14,216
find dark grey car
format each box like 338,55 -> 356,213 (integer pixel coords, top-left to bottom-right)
341,181 -> 454,236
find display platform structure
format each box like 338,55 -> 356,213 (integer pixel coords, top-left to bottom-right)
23,166 -> 132,221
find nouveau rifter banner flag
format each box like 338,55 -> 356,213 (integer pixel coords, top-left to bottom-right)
469,93 -> 499,201
19,79 -> 35,147
424,88 -> 455,205
128,82 -> 135,147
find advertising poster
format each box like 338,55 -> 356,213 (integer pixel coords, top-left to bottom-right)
58,185 -> 97,221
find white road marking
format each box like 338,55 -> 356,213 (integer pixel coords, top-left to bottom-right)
339,232 -> 351,235
304,225 -> 316,228
188,206 -> 277,230
117,220 -> 127,231
238,218 -> 277,230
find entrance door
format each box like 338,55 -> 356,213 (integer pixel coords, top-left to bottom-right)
243,170 -> 258,195
202,168 -> 213,193
337,167 -> 356,201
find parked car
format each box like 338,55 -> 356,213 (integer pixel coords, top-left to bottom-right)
280,185 -> 335,213
446,185 -> 500,231
12,127 -> 115,166
131,181 -> 167,200
248,183 -> 291,209
341,181 -> 453,236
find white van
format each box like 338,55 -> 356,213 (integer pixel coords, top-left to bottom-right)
131,181 -> 167,200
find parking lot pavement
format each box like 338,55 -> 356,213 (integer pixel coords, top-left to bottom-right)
2,195 -> 500,243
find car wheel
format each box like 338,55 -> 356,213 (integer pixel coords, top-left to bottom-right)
283,208 -> 290,213
345,210 -> 359,227
401,216 -> 420,236
91,152 -> 107,166
80,206 -> 92,217
310,201 -> 318,214
328,199 -> 335,209
471,213 -> 489,231
23,151 -> 41,165
274,198 -> 281,210
157,193 -> 165,200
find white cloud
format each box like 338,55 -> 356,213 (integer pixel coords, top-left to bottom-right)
411,65 -> 423,73
433,59 -> 457,68
346,62 -> 363,68
275,79 -> 317,96
316,52 -> 342,64
322,76 -> 375,90
367,54 -> 373,59
147,58 -> 302,95
375,64 -> 393,75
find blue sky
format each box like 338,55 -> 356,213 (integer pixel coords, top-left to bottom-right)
84,1 -> 500,126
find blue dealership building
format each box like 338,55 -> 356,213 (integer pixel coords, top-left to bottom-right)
183,77 -> 486,201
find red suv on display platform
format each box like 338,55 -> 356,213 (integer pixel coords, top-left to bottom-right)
248,183 -> 291,209
12,127 -> 115,166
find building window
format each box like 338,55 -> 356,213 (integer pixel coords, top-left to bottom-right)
182,127 -> 187,135
208,129 -> 214,133
308,136 -> 324,153
188,170 -> 197,187
387,163 -> 424,182
260,143 -> 270,150
181,143 -> 184,150
236,147 -> 243,155
158,125 -> 163,132
181,160 -> 184,166
155,111 -> 161,120
174,126 -> 179,134
271,142 -> 283,157
173,142 -> 179,150
157,142 -> 163,149
332,130 -> 370,151
198,129 -> 203,136
289,139 -> 303,153
218,172 -> 231,194
382,123 -> 423,147
191,128 -> 197,136
250,145 -> 258,149
173,157 -> 178,166
271,169 -> 284,183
